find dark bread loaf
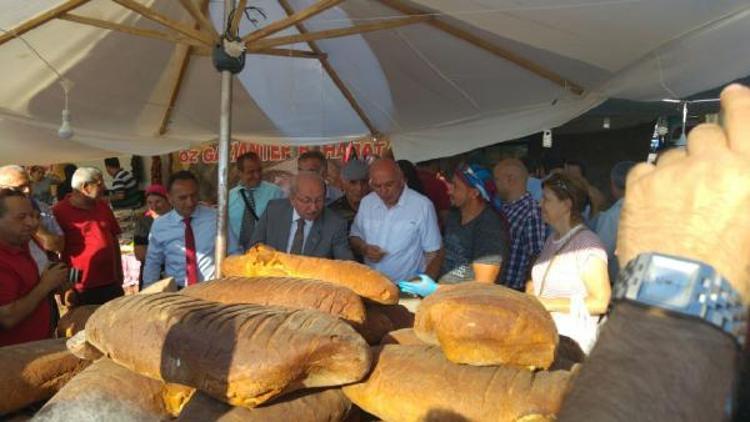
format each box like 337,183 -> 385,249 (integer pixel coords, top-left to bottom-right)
342,345 -> 573,422
182,276 -> 366,324
415,283 -> 558,368
0,338 -> 88,415
177,388 -> 353,421
222,244 -> 399,304
85,293 -> 372,408
380,328 -> 425,346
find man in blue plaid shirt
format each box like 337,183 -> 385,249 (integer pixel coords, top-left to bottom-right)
494,158 -> 545,290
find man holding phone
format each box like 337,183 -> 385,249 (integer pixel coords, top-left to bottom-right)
0,189 -> 70,346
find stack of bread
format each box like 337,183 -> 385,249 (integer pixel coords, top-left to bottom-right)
1,246 -> 579,421
343,283 -> 581,421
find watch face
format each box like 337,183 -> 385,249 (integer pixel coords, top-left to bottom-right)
640,256 -> 700,309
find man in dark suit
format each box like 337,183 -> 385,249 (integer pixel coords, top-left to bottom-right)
249,172 -> 354,260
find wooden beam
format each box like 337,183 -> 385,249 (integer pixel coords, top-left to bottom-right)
252,48 -> 326,59
247,14 -> 430,51
156,0 -> 209,135
58,13 -> 206,48
0,0 -> 91,47
376,0 -> 584,95
277,0 -> 378,135
178,0 -> 219,41
157,44 -> 192,135
111,0 -> 214,46
229,0 -> 247,37
243,0 -> 344,43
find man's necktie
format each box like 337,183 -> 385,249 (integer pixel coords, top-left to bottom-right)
239,188 -> 256,249
290,218 -> 305,255
183,216 -> 198,286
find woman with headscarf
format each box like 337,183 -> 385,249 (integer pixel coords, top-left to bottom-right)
527,172 -> 610,353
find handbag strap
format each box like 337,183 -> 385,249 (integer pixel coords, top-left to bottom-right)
538,226 -> 584,296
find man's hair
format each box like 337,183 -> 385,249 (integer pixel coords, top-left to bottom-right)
236,152 -> 261,171
564,159 -> 588,178
0,188 -> 27,218
167,170 -> 198,192
0,164 -> 27,187
71,167 -> 103,191
104,157 -> 121,168
298,150 -> 326,166
289,172 -> 324,197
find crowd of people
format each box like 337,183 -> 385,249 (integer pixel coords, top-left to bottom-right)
0,142 -> 640,355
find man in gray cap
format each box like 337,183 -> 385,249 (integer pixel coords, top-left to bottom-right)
329,159 -> 370,230
595,160 -> 636,282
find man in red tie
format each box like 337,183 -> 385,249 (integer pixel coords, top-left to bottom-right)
141,171 -> 239,288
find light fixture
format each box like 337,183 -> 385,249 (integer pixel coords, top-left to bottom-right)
602,117 -> 611,129
57,79 -> 74,140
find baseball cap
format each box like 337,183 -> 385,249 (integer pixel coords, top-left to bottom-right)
145,184 -> 168,199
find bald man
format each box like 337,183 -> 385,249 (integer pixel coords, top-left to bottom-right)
249,173 -> 353,259
493,158 -> 545,290
350,159 -> 442,281
0,165 -> 64,273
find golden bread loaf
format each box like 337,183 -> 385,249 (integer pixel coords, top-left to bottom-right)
342,345 -> 572,422
177,388 -> 353,422
55,305 -> 98,338
85,293 -> 372,408
181,276 -> 366,324
222,244 -> 399,304
0,338 -> 88,415
415,283 -> 558,368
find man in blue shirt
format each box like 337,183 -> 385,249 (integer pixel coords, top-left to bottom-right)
350,159 -> 442,281
143,171 -> 239,288
595,161 -> 636,282
228,152 -> 284,251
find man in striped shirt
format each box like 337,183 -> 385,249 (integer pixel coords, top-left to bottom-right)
493,158 -> 545,290
104,157 -> 141,209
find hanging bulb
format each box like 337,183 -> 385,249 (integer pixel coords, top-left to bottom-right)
602,117 -> 611,129
58,109 -> 73,139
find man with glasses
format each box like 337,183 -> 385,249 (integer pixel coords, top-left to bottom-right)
0,165 -> 64,274
249,172 -> 353,259
52,167 -> 123,305
350,159 -> 442,282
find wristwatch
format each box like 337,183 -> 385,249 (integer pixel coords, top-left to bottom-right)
614,252 -> 747,347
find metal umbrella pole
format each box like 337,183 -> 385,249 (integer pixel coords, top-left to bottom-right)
214,0 -> 239,277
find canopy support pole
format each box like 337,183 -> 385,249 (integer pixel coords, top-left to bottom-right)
215,0 -> 234,277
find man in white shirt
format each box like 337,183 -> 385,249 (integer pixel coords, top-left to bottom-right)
350,159 -> 442,281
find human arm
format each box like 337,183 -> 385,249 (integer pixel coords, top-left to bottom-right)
0,263 -> 69,329
420,201 -> 443,279
536,256 -> 611,315
33,224 -> 64,253
423,248 -> 442,280
134,245 -> 147,263
349,236 -> 386,262
558,84 -> 750,421
142,228 -> 166,285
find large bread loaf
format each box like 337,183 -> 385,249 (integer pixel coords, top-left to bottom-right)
342,345 -> 572,422
55,305 -> 99,338
0,338 -> 88,415
36,358 -> 171,420
415,283 -> 558,368
181,276 -> 366,324
222,244 -> 399,304
85,293 -> 372,408
177,388 -> 353,422
380,328 -> 425,346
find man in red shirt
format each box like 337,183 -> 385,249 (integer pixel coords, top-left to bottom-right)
53,167 -> 124,305
0,189 -> 69,346
417,160 -> 451,228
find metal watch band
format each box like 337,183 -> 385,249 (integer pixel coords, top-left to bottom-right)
614,253 -> 747,347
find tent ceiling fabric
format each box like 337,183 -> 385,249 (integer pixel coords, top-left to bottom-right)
1,0 -> 749,165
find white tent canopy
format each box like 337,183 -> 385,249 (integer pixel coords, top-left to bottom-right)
1,0 -> 749,165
